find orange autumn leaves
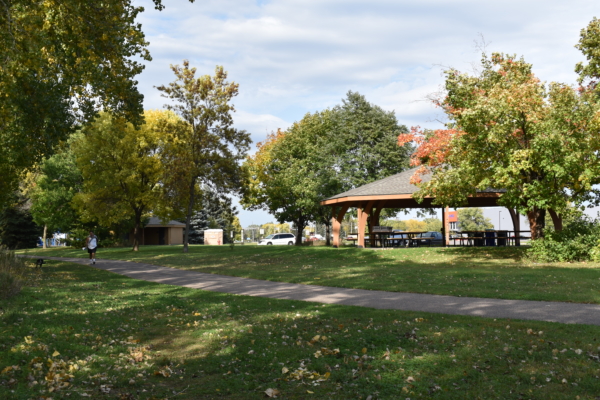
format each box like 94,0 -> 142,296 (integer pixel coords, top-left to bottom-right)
397,127 -> 463,184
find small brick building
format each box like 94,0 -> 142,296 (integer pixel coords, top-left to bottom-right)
129,217 -> 185,245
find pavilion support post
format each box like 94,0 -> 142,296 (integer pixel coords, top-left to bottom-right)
508,208 -> 521,246
369,205 -> 382,247
332,205 -> 349,248
357,201 -> 374,248
357,208 -> 365,248
443,206 -> 449,247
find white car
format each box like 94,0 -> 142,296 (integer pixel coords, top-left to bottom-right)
258,233 -> 296,245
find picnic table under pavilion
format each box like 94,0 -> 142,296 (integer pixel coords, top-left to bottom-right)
320,167 -> 527,248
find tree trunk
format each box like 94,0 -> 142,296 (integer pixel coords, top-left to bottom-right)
42,224 -> 47,249
548,209 -> 563,232
295,215 -> 305,245
325,222 -> 331,246
183,178 -> 196,253
132,210 -> 142,251
526,207 -> 546,240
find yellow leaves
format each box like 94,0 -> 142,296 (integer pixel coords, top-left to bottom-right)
281,367 -> 289,374
309,335 -> 324,344
154,366 -> 172,378
314,347 -> 339,359
285,367 -> 329,382
52,350 -> 60,357
1,365 -> 19,374
381,349 -> 391,360
361,347 -> 367,354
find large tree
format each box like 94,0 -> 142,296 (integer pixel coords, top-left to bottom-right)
399,52 -> 600,239
29,146 -> 83,247
457,208 -> 493,232
242,111 -> 337,245
156,62 -> 251,253
0,0 -> 193,207
242,93 -> 412,245
329,91 -> 412,191
72,110 -> 179,251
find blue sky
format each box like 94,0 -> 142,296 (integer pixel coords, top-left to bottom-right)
132,0 -> 598,227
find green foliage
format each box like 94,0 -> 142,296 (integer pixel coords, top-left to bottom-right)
575,17 -> 600,87
64,228 -> 90,249
528,216 -> 600,262
71,111 -> 175,251
413,49 -> 600,239
0,1 -> 152,206
156,62 -> 251,252
29,145 -> 82,234
242,111 -> 335,243
457,208 -> 493,232
260,223 -> 292,237
0,247 -> 32,299
242,92 -> 412,244
329,91 -> 412,190
0,203 -> 42,250
188,187 -> 238,244
423,217 -> 442,232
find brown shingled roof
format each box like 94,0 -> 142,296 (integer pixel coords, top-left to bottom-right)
325,167 -> 430,200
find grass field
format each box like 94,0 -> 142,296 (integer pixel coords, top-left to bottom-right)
1,258 -> 600,399
21,244 -> 600,304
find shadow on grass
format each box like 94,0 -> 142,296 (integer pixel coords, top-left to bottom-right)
2,260 -> 600,399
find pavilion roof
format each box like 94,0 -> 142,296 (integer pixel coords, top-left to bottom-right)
321,167 -> 504,207
325,167 -> 430,200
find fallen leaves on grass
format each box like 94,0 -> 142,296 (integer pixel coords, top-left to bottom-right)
264,387 -> 280,397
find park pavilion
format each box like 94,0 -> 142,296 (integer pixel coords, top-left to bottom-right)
320,167 -> 523,248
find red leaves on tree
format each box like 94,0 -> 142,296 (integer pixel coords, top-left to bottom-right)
398,127 -> 464,183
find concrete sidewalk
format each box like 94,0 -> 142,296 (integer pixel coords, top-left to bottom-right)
26,256 -> 600,326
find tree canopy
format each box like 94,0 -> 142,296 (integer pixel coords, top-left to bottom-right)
156,62 -> 251,252
0,0 -> 193,207
457,208 -> 493,232
71,110 -> 179,251
399,50 -> 600,239
242,92 -> 412,243
29,144 -> 82,245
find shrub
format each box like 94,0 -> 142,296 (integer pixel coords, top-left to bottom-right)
528,216 -> 600,262
65,227 -> 88,248
0,246 -> 32,299
0,206 -> 42,249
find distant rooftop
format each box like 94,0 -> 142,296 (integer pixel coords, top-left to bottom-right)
146,217 -> 186,227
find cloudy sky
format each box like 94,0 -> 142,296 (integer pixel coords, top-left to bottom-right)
132,0 -> 598,227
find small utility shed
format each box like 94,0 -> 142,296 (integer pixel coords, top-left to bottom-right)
132,217 -> 185,245
320,167 -> 520,248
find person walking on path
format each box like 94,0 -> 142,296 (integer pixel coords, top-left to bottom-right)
86,231 -> 98,265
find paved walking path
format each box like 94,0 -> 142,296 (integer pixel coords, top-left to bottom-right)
25,256 -> 600,326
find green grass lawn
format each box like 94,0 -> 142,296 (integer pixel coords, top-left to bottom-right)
21,244 -> 600,304
1,259 -> 600,399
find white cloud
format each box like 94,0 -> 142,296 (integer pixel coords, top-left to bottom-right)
131,0 -> 599,226
234,110 -> 291,147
